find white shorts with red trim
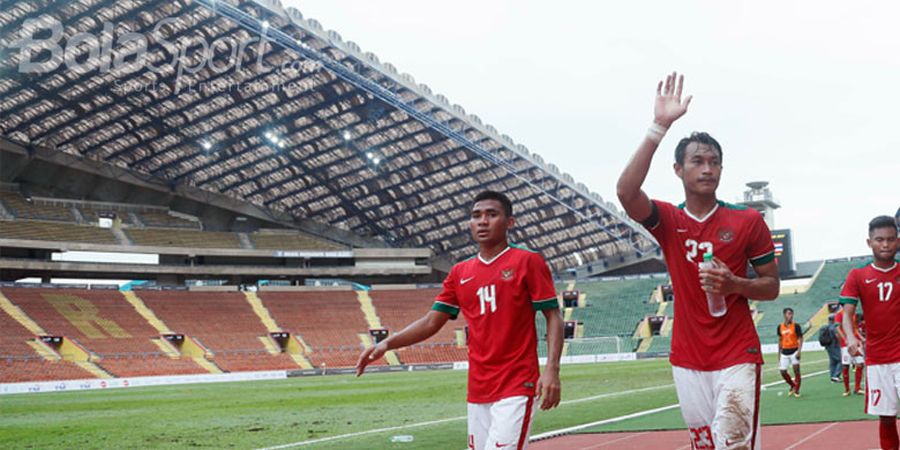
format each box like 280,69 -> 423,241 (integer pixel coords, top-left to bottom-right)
866,363 -> 900,417
778,351 -> 800,371
672,363 -> 761,450
841,347 -> 865,366
467,395 -> 537,450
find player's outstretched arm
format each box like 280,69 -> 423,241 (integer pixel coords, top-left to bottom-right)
536,308 -> 564,410
841,303 -> 862,356
355,310 -> 449,376
699,258 -> 780,301
617,72 -> 692,223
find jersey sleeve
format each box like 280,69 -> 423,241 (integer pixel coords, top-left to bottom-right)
746,211 -> 776,266
526,252 -> 559,311
839,269 -> 860,306
644,200 -> 676,243
431,266 -> 461,319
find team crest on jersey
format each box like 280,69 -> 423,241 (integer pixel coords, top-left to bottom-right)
501,269 -> 515,281
718,227 -> 735,243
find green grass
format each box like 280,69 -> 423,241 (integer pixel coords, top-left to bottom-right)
0,350 -> 873,449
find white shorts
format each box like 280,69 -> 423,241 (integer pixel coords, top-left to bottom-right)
779,351 -> 800,371
467,395 -> 537,450
841,347 -> 865,366
673,363 -> 761,450
866,363 -> 900,417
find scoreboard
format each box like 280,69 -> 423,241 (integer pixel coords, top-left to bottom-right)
770,228 -> 794,276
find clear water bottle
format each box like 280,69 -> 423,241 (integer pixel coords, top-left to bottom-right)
390,435 -> 415,443
699,252 -> 727,317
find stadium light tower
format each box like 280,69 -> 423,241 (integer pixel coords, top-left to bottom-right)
738,181 -> 780,229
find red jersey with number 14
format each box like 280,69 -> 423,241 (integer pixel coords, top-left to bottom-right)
431,244 -> 558,403
643,200 -> 776,371
839,262 -> 900,365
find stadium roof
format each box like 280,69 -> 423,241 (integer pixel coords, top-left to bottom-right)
0,0 -> 659,272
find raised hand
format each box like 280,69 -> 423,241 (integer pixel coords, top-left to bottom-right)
654,72 -> 692,127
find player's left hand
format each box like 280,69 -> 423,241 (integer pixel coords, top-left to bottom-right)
698,257 -> 738,295
536,367 -> 561,410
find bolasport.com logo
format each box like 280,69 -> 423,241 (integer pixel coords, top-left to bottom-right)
6,15 -> 322,95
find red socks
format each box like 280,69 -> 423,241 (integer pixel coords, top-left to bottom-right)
879,416 -> 899,450
843,366 -> 851,391
793,370 -> 801,393
781,372 -> 796,390
856,366 -> 863,391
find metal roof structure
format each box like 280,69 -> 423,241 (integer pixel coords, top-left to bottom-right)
0,0 -> 659,272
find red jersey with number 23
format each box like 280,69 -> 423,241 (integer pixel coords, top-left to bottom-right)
431,244 -> 558,403
839,262 -> 900,365
644,200 -> 776,371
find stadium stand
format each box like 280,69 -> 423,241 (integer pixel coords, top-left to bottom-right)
0,287 -> 209,377
124,228 -> 243,249
368,288 -> 468,364
0,302 -> 98,382
0,219 -> 119,245
135,290 -> 299,372
755,259 -> 858,345
0,192 -> 74,222
135,210 -> 200,229
258,290 -> 381,369
570,278 -> 662,337
249,230 -> 346,251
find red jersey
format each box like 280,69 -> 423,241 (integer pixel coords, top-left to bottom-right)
833,308 -> 860,348
431,244 -> 558,403
643,200 -> 775,371
839,262 -> 900,365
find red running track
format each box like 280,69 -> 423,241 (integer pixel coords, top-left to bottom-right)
530,420 -> 879,449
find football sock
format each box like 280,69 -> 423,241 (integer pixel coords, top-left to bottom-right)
843,366 -> 850,391
793,369 -> 801,393
879,416 -> 899,450
781,372 -> 795,390
855,366 -> 863,391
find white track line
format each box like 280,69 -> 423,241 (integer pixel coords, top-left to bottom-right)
257,359 -> 829,449
530,367 -> 830,442
783,421 -> 840,449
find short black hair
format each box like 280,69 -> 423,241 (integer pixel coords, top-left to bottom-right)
473,190 -> 513,217
783,307 -> 793,314
675,132 -> 723,166
869,215 -> 898,235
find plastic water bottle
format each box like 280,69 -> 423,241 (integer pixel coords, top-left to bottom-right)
389,435 -> 415,443
699,252 -> 727,317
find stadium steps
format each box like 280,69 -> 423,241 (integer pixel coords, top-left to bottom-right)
71,206 -> 86,224
128,212 -> 144,227
150,338 -> 181,358
355,291 -> 400,366
258,336 -> 281,355
0,198 -> 13,219
660,317 -> 673,337
110,226 -> 132,245
122,291 -> 172,333
802,303 -> 832,340
285,336 -> 314,369
237,233 -> 254,249
455,329 -> 466,347
637,337 -> 654,352
27,339 -> 61,361
0,291 -> 47,335
243,292 -> 280,332
59,337 -> 111,378
563,307 -> 573,321
180,336 -> 223,374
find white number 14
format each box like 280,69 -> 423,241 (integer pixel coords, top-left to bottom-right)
477,285 -> 497,315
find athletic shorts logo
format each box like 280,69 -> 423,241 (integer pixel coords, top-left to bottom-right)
718,227 -> 735,243
501,269 -> 515,281
461,276 -> 475,285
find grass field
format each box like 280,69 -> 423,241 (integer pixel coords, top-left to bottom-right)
0,350 -> 871,449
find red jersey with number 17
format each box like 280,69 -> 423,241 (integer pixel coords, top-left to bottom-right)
839,262 -> 900,365
643,200 -> 776,371
431,244 -> 558,403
